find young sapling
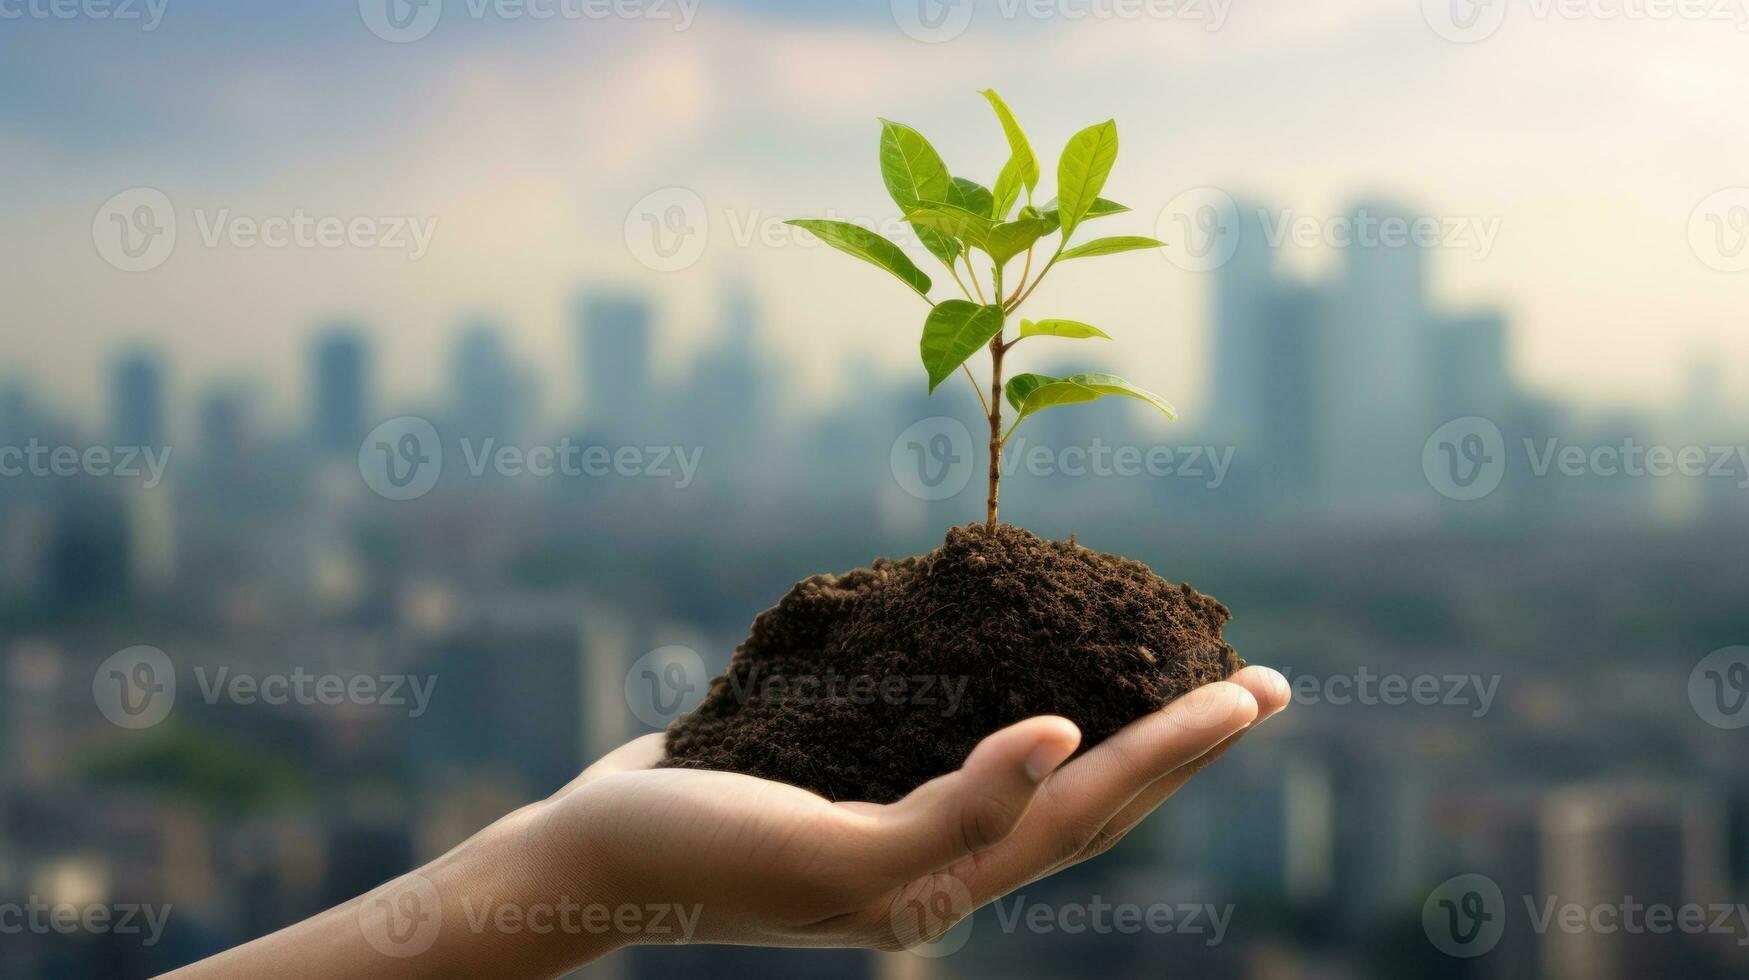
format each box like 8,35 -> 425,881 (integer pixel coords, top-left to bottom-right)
787,89 -> 1176,534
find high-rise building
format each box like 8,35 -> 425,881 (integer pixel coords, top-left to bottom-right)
1210,199 -> 1279,446
310,328 -> 369,455
1539,783 -> 1725,980
111,349 -> 166,448
449,322 -> 526,445
1258,284 -> 1331,508
1321,200 -> 1434,519
577,292 -> 652,436
1429,311 -> 1510,424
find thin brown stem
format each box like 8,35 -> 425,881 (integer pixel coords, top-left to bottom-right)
1006,246 -> 1034,306
1004,246 -> 1061,315
986,336 -> 1005,536
962,363 -> 990,417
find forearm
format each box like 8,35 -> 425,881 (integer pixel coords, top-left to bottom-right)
167,800 -> 623,980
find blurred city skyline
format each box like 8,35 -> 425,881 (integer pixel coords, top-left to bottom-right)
6,0 -> 1748,421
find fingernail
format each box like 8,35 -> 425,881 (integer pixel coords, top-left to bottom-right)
1025,741 -> 1075,783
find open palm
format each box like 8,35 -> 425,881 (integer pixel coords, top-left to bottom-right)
542,665 -> 1290,951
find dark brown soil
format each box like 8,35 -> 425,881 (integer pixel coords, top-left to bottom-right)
660,523 -> 1243,803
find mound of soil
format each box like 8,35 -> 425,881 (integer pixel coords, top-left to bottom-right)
661,523 -> 1243,803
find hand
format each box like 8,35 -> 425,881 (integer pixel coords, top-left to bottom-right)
541,664 -> 1290,954
168,666 -> 1289,979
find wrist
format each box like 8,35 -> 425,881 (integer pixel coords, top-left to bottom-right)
413,798 -> 629,977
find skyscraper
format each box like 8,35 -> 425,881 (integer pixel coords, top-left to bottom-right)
577,292 -> 652,436
1321,200 -> 1434,519
1210,199 -> 1279,445
1429,311 -> 1510,424
449,322 -> 526,444
111,348 -> 166,448
310,328 -> 369,455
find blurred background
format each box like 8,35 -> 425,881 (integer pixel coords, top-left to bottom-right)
3,0 -> 1748,976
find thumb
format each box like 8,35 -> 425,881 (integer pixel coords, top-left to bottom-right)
873,716 -> 1081,881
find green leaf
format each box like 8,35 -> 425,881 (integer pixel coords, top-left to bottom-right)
946,177 -> 995,218
878,119 -> 951,212
993,157 -> 1026,223
1004,373 -> 1102,418
1065,372 -> 1178,420
1019,319 -> 1111,340
980,89 -> 1038,219
1036,197 -> 1128,235
1003,371 -> 1177,425
985,217 -> 1053,266
785,219 -> 933,299
1059,236 -> 1167,261
906,203 -> 998,253
1055,119 -> 1119,242
878,120 -> 959,268
920,301 -> 1005,393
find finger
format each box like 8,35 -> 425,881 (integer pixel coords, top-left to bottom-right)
551,733 -> 668,798
1059,667 -> 1291,868
869,715 -> 1081,881
959,680 -> 1258,898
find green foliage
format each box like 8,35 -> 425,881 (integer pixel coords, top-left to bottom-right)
784,219 -> 932,298
784,90 -> 1180,524
921,300 -> 1005,393
1019,318 -> 1111,340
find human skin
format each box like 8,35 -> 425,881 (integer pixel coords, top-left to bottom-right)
168,665 -> 1290,978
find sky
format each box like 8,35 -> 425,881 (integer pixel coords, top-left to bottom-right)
3,0 -> 1747,432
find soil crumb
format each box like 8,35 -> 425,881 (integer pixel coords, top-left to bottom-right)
661,523 -> 1243,803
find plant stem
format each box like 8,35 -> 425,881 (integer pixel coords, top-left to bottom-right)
1006,246 -> 1034,306
986,262 -> 1006,536
962,363 -> 990,417
964,254 -> 987,304
1004,246 -> 1062,314
947,262 -> 975,302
